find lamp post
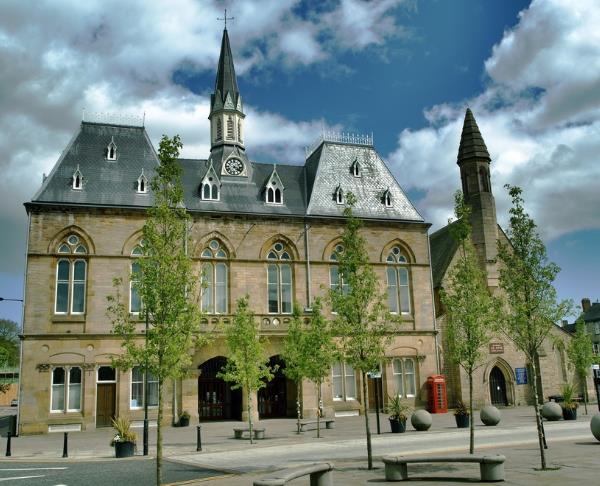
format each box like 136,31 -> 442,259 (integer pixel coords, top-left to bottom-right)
143,309 -> 149,456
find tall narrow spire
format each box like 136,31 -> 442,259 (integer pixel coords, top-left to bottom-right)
457,108 -> 490,163
214,29 -> 239,107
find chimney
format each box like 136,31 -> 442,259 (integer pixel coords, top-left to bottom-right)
582,298 -> 591,313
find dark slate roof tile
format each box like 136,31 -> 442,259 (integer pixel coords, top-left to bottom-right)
429,223 -> 459,288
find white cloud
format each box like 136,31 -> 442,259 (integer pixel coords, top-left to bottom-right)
388,0 -> 600,240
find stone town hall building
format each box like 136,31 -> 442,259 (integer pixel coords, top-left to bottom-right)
18,29 -> 583,434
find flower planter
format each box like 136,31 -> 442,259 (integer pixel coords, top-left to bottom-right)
114,441 -> 135,458
179,416 -> 190,427
455,413 -> 470,428
562,407 -> 577,421
389,418 -> 407,433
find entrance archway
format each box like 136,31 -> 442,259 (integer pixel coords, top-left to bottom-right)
258,355 -> 295,418
489,366 -> 508,406
198,357 -> 242,421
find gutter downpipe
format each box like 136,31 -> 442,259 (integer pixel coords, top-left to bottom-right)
426,232 -> 440,374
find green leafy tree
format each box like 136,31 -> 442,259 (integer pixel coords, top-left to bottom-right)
331,193 -> 395,470
0,319 -> 19,367
303,298 -> 335,438
282,303 -> 307,434
441,192 -> 499,454
497,185 -> 572,470
567,317 -> 595,414
107,135 -> 206,485
219,296 -> 274,444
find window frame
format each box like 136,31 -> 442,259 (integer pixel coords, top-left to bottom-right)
50,366 -> 83,413
265,243 -> 293,315
386,247 -> 411,315
331,361 -> 356,401
200,241 -> 229,314
392,357 -> 417,398
130,366 -> 159,410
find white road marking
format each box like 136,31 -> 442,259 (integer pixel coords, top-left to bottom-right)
0,467 -> 67,471
0,475 -> 45,482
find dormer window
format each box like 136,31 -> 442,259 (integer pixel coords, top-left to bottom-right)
383,189 -> 392,208
106,137 -> 117,161
351,159 -> 361,177
201,161 -> 220,201
334,185 -> 344,205
137,169 -> 148,194
72,165 -> 83,190
265,165 -> 284,205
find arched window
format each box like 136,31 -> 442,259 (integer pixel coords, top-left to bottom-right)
137,170 -> 148,194
351,159 -> 361,177
386,246 -> 411,314
226,115 -> 234,140
383,189 -> 392,208
72,165 -> 83,190
201,177 -> 219,201
266,184 -> 283,205
106,137 -> 117,160
55,234 -> 87,314
51,366 -> 82,412
238,119 -> 243,143
216,118 -> 223,141
130,243 -> 143,314
392,358 -> 416,398
201,240 -> 228,314
329,244 -> 349,312
334,185 -> 344,205
266,242 -> 293,314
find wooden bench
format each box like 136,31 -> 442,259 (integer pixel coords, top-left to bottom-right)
233,427 -> 265,440
299,419 -> 335,431
382,454 -> 505,482
253,462 -> 333,486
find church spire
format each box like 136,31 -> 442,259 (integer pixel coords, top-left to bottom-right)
213,28 -> 240,109
457,108 -> 490,164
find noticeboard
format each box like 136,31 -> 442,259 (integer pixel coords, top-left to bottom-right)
515,367 -> 528,385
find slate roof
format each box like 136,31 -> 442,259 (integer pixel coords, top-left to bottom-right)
429,223 -> 459,288
211,29 -> 242,112
32,122 -> 158,208
306,142 -> 423,221
458,108 -> 491,163
29,122 -> 425,226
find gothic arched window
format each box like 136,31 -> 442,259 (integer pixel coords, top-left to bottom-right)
201,240 -> 228,314
266,242 -> 293,314
55,234 -> 87,314
226,115 -> 234,140
386,246 -> 411,314
216,118 -> 223,141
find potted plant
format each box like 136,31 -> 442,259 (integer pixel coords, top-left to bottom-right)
561,383 -> 578,420
110,416 -> 137,458
179,410 -> 190,427
386,395 -> 411,433
454,400 -> 470,428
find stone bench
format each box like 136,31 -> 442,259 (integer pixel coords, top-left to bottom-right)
382,454 -> 505,482
233,427 -> 265,440
299,419 -> 335,431
253,462 -> 334,486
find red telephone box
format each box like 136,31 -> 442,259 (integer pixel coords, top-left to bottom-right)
427,375 -> 448,413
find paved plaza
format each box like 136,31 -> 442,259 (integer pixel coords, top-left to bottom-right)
1,406 -> 598,484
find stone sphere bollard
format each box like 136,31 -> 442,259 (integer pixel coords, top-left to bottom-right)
591,414 -> 600,442
541,402 -> 563,421
411,409 -> 432,431
480,405 -> 501,426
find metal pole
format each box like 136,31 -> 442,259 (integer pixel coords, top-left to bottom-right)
5,432 -> 11,457
62,432 -> 68,458
196,425 -> 202,451
143,309 -> 149,456
375,378 -> 381,435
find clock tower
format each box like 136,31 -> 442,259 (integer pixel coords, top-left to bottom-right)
208,27 -> 250,177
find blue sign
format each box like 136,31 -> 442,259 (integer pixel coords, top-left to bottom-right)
515,367 -> 528,385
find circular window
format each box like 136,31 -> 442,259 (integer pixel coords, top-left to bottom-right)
393,247 -> 400,255
67,235 -> 79,245
274,242 -> 283,252
209,240 -> 219,250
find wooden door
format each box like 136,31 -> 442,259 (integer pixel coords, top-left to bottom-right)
489,367 -> 508,406
96,383 -> 116,427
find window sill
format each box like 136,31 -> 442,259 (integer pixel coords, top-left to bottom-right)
52,315 -> 86,323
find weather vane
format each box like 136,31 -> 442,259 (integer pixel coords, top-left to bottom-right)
217,9 -> 234,30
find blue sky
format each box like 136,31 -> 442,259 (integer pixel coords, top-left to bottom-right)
1,0 -> 599,324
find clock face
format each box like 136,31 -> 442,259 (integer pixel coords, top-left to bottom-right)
224,158 -> 244,176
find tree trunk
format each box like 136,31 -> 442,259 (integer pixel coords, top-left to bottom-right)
317,381 -> 321,438
530,358 -> 547,470
156,379 -> 163,486
247,389 -> 253,445
296,381 -> 302,434
469,371 -> 474,454
362,371 -> 373,470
